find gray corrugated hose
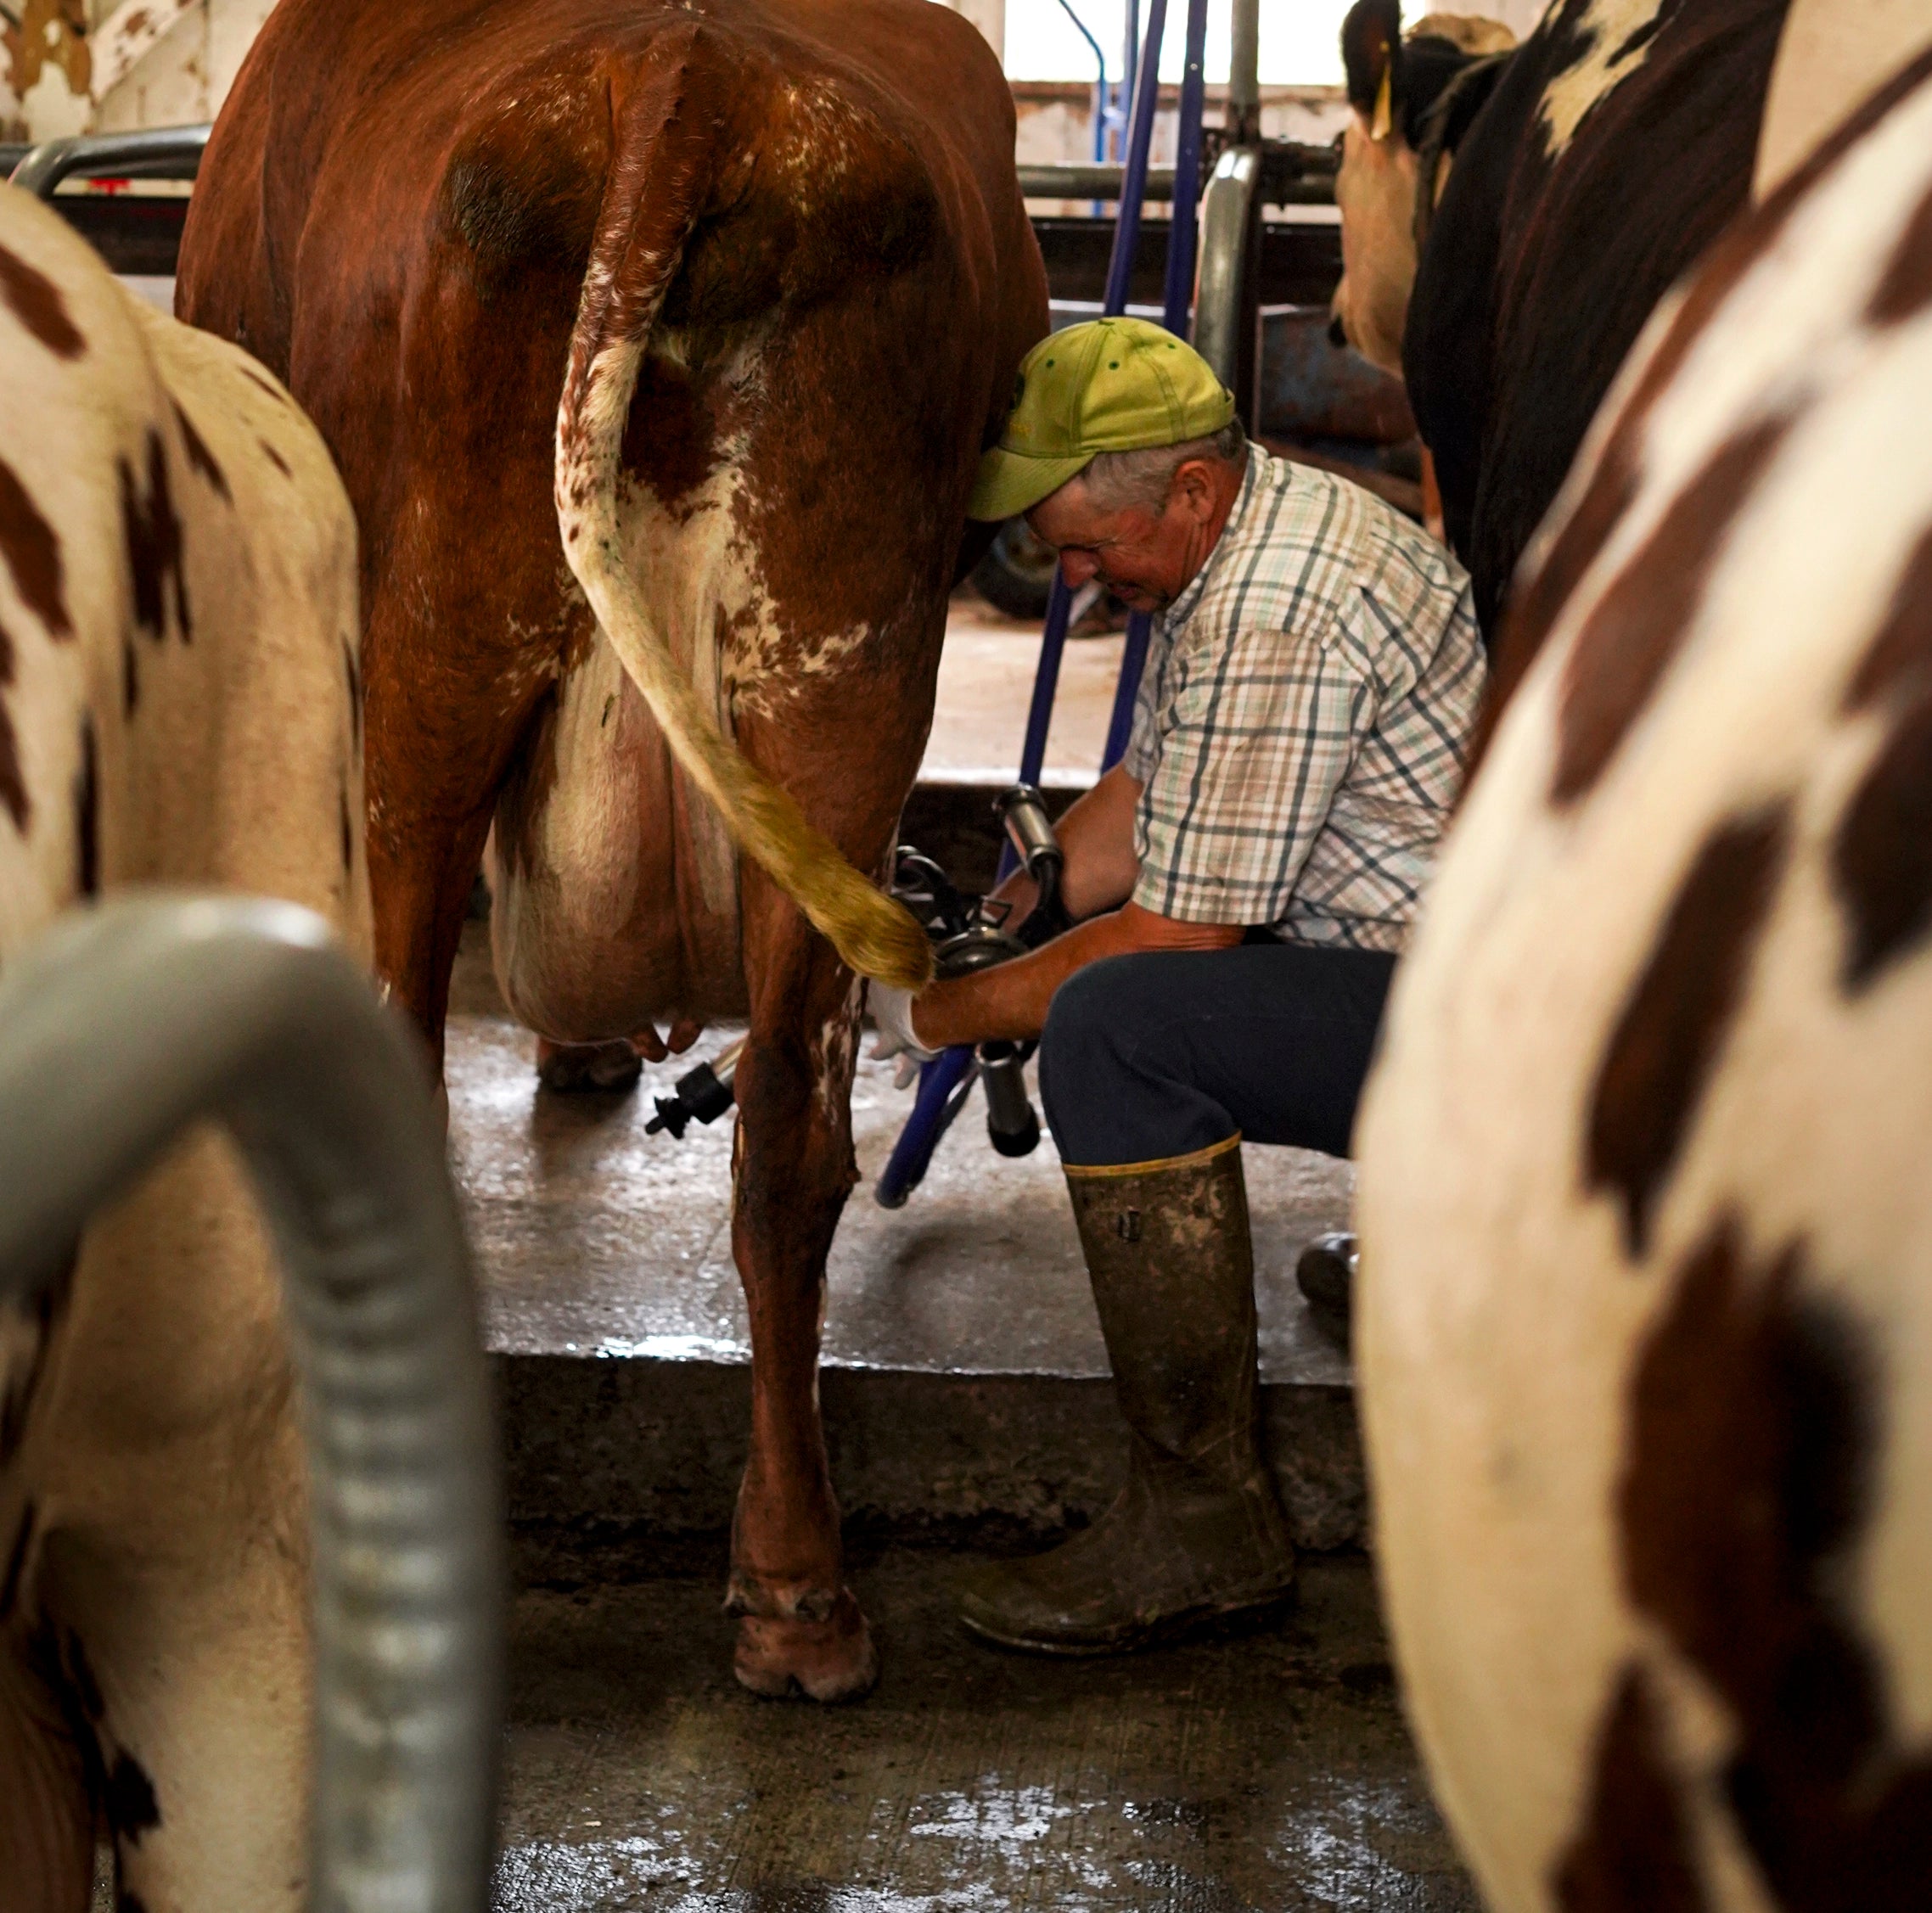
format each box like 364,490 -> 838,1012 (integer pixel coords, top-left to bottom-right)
0,894 -> 501,1913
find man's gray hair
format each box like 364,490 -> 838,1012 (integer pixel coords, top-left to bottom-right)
1080,418 -> 1247,515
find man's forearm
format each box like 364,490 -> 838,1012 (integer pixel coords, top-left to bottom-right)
912,903 -> 1244,1046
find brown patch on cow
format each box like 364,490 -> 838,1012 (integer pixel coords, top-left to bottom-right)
0,242 -> 84,359
237,365 -> 287,406
0,1245 -> 73,1470
0,454 -> 71,637
118,431 -> 189,642
1608,1215 -> 1932,1906
1554,1665 -> 1706,1913
169,399 -> 229,502
1587,807 -> 1789,1259
0,1498 -> 36,1621
258,438 -> 291,478
104,1750 -> 160,1842
1833,687 -> 1932,992
0,617 -> 30,833
58,1629 -> 104,1725
1867,176 -> 1932,329
75,717 -> 98,897
1844,524 -> 1932,711
1834,523 -> 1932,990
1553,416 -> 1790,805
122,639 -> 138,717
1482,435 -> 1640,752
343,639 -> 362,743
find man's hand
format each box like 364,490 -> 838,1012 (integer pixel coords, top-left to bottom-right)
868,980 -> 942,1088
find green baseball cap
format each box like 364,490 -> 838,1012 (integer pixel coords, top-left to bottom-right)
969,317 -> 1237,521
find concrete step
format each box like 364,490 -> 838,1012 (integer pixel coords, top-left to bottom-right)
452,956 -> 1363,1554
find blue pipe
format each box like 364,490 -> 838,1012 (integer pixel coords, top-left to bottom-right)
1101,0 -> 1212,771
1053,0 -> 1110,165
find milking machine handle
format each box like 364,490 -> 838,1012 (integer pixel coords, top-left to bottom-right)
874,789 -> 1063,1203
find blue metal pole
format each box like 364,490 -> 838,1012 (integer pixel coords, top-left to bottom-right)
1103,0 -> 1170,317
875,0 -> 1177,1210
1054,0 -> 1111,213
1162,0 -> 1213,328
1102,0 -> 1212,771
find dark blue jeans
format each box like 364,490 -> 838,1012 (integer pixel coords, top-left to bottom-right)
1037,943 -> 1398,1168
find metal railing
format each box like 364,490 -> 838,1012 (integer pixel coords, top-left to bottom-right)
0,895 -> 501,1913
1017,143 -> 1336,209
6,121 -> 211,196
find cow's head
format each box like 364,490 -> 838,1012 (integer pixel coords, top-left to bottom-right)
1331,3 -> 1517,375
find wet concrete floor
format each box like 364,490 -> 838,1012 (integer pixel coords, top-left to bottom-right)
494,1547 -> 1475,1913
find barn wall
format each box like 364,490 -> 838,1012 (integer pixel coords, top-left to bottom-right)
1,0 -> 269,143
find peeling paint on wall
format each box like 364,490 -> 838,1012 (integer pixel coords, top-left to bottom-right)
4,0 -> 92,102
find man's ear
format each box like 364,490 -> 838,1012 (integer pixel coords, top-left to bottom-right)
1341,0 -> 1402,140
1171,458 -> 1219,521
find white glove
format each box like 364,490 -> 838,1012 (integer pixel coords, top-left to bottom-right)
868,981 -> 942,1089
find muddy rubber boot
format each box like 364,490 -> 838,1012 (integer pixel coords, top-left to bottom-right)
959,1136 -> 1296,1654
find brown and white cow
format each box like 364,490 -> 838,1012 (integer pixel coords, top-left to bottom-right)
175,0 -> 1047,1700
0,182 -> 366,1909
1332,0 -> 1793,652
1356,48 -> 1932,1911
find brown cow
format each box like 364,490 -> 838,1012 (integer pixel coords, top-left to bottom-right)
177,0 -> 1046,1699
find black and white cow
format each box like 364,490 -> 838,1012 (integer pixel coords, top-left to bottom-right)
1356,45 -> 1932,1912
0,182 -> 365,1910
1333,0 -> 1792,654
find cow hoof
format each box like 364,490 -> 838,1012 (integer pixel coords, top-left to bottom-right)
536,1038 -> 643,1095
733,1589 -> 878,1703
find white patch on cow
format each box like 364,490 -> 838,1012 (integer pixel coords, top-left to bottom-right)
1537,0 -> 1669,160
813,979 -> 862,1121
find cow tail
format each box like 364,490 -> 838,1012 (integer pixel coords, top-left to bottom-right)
553,50 -> 934,990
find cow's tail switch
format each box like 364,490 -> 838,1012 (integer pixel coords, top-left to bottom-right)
553,48 -> 934,990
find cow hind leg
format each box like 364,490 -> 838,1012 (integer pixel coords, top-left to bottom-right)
727,896 -> 874,1702
0,1647 -> 93,1913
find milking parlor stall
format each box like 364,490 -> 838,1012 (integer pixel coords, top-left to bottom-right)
5,0 -> 1930,1909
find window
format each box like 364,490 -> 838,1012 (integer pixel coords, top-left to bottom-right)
1002,1 -> 1355,88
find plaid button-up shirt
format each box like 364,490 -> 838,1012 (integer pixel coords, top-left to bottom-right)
1123,448 -> 1485,951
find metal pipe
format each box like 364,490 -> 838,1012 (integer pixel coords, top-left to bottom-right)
1019,162 -> 1176,201
9,121 -> 210,197
1052,0 -> 1110,169
1229,0 -> 1261,143
1193,145 -> 1262,390
0,895 -> 501,1913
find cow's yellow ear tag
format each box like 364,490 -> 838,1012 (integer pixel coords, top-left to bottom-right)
1371,64 -> 1394,142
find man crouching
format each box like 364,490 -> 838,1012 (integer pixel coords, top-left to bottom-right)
873,318 -> 1485,1652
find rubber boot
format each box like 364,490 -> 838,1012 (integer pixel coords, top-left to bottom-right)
959,1135 -> 1297,1653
